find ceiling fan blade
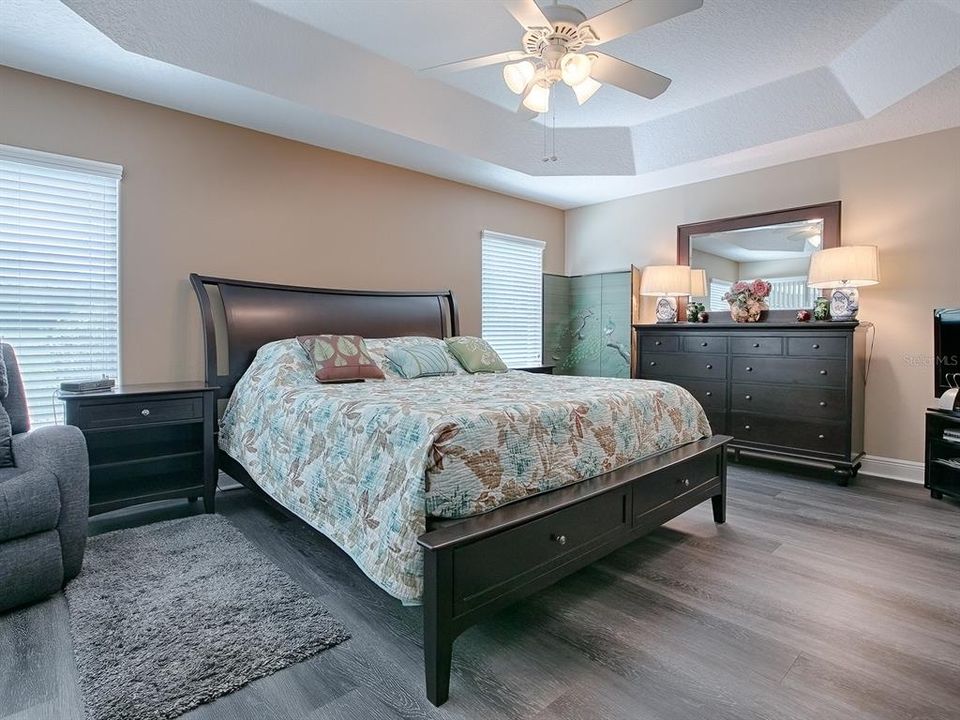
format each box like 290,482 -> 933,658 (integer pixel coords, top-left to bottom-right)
581,0 -> 703,45
419,50 -> 529,75
503,0 -> 552,29
589,52 -> 671,99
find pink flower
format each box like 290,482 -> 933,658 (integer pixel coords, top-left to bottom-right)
751,279 -> 771,298
732,281 -> 750,294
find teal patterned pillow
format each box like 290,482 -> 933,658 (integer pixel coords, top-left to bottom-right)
385,343 -> 457,378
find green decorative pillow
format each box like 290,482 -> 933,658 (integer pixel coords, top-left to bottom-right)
445,336 -> 508,373
297,335 -> 385,383
385,343 -> 457,379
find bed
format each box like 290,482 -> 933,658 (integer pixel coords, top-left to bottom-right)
190,273 -> 731,706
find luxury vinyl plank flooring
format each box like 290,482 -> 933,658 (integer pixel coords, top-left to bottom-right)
1,462 -> 958,720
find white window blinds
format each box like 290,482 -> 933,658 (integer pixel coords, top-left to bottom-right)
481,230 -> 544,368
0,145 -> 121,426
709,279 -> 732,311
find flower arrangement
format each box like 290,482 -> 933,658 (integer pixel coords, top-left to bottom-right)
723,279 -> 772,323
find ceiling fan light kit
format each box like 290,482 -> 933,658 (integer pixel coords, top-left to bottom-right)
422,1 -> 704,117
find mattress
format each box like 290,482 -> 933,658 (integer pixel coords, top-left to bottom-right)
219,339 -> 711,603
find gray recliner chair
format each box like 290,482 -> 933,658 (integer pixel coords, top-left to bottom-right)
0,343 -> 89,613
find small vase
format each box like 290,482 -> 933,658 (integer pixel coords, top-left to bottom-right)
729,301 -> 767,323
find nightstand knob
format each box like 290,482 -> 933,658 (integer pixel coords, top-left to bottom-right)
819,401 -> 827,407
744,425 -> 751,430
818,434 -> 825,440
682,478 -> 690,487
140,408 -> 150,417
752,343 -> 760,348
706,364 -> 713,370
551,534 -> 567,546
819,369 -> 828,375
812,343 -> 821,349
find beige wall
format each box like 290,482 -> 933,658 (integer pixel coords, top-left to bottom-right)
0,67 -> 564,384
567,128 -> 960,463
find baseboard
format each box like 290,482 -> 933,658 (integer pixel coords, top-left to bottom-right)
860,455 -> 925,484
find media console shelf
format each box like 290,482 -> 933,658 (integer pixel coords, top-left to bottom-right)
925,409 -> 960,501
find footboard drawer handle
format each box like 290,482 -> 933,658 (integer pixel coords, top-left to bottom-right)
682,478 -> 690,487
140,408 -> 150,417
551,534 -> 567,546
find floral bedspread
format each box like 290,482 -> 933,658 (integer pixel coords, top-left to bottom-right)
219,339 -> 711,603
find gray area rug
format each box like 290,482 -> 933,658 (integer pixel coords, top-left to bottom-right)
65,514 -> 349,720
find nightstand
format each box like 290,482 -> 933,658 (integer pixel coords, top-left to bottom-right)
515,365 -> 555,374
925,409 -> 960,501
62,382 -> 217,516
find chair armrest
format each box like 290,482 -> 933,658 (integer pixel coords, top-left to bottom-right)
11,425 -> 89,580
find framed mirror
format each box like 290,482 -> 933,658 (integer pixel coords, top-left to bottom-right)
677,202 -> 840,320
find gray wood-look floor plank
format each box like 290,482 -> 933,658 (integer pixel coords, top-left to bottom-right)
1,462 -> 958,720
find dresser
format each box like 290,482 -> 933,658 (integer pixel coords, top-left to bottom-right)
634,322 -> 866,483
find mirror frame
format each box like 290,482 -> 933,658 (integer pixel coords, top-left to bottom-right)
677,201 -> 841,321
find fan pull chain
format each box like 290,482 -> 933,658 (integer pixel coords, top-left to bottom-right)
542,96 -> 559,163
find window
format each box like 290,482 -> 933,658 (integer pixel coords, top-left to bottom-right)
764,276 -> 818,309
481,230 -> 544,368
709,279 -> 732,311
0,145 -> 121,426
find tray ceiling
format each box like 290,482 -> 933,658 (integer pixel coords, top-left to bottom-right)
1,0 -> 958,208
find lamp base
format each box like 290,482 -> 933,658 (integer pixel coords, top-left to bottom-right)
655,296 -> 678,323
830,286 -> 859,321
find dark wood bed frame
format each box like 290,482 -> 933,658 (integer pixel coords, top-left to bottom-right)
190,273 -> 731,707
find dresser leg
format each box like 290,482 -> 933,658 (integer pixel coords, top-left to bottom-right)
203,487 -> 216,513
833,466 -> 853,486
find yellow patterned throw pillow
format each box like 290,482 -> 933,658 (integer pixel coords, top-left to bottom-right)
444,336 -> 508,373
297,335 -> 385,383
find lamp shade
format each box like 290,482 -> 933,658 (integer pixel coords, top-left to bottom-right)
639,265 -> 691,297
690,268 -> 707,297
808,245 -> 880,288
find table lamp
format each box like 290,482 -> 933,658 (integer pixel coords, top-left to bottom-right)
807,245 -> 880,321
640,265 -> 691,323
690,268 -> 707,299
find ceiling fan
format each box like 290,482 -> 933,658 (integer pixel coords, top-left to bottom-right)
420,0 -> 703,116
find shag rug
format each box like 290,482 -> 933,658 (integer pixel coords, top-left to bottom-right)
65,514 -> 349,720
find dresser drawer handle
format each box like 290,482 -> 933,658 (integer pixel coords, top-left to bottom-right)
745,394 -> 752,400
650,361 -> 657,366
140,408 -> 150,417
700,342 -> 708,347
819,401 -> 827,407
551,534 -> 567,546
812,343 -> 821,349
681,478 -> 690,487
752,343 -> 760,348
655,340 -> 662,346
705,364 -> 713,370
819,369 -> 828,375
818,434 -> 825,440
744,425 -> 751,430
705,391 -> 712,397
745,366 -> 753,372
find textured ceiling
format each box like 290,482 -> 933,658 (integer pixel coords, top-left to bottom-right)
1,0 -> 958,208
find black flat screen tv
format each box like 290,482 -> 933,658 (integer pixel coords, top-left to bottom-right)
935,308 -> 960,397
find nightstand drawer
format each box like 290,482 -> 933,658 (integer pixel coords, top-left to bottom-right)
78,396 -> 203,429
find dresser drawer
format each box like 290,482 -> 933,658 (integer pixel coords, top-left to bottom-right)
732,383 -> 846,420
787,337 -> 847,358
731,412 -> 846,455
644,353 -> 727,380
705,410 -> 727,435
640,335 -> 679,353
452,490 -> 628,612
633,449 -> 719,522
682,336 -> 729,354
78,396 -> 204,429
732,357 -> 846,387
730,336 -> 784,355
669,378 -> 726,411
